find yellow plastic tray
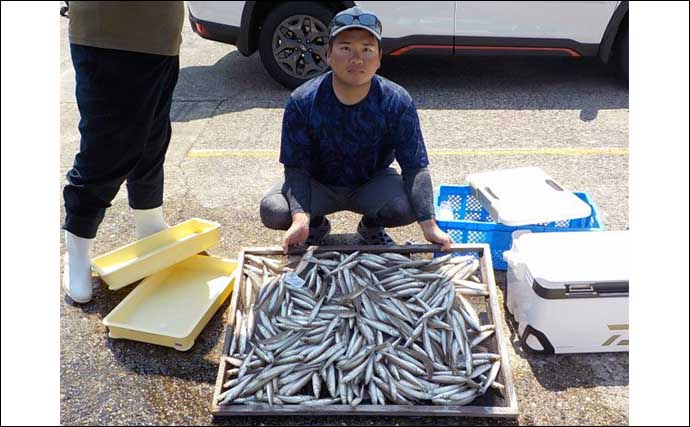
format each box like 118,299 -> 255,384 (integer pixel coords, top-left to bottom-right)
103,255 -> 237,351
91,218 -> 220,290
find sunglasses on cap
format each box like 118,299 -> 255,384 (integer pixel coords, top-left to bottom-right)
331,13 -> 382,37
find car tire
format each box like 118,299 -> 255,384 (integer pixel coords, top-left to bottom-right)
614,26 -> 628,86
258,2 -> 335,90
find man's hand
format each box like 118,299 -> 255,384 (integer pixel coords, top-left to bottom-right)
282,212 -> 311,254
419,219 -> 453,251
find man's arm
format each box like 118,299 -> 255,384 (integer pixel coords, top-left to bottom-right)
394,101 -> 434,221
394,102 -> 452,250
279,98 -> 313,252
401,166 -> 435,222
402,167 -> 452,250
283,166 -> 311,216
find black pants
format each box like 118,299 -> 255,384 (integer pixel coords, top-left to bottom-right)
63,44 -> 179,238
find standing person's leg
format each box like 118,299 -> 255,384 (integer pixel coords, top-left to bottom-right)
62,45 -> 176,303
63,45 -> 137,303
126,54 -> 180,239
350,168 -> 417,245
259,175 -> 343,244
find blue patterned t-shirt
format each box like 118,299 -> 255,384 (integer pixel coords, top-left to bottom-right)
279,71 -> 429,189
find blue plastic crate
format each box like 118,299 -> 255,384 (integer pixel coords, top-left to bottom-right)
434,185 -> 604,270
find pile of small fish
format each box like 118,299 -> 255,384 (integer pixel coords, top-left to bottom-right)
217,249 -> 503,407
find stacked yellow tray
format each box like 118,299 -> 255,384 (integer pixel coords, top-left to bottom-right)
92,218 -> 236,351
103,255 -> 237,351
91,218 -> 221,290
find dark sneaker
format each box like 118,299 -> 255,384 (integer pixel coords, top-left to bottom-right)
305,217 -> 331,246
356,219 -> 396,246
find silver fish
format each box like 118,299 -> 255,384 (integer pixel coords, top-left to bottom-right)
219,249 -> 501,407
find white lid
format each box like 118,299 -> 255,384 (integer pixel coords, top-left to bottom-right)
466,167 -> 592,226
505,231 -> 629,287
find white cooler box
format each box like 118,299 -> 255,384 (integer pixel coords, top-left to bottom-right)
503,230 -> 629,354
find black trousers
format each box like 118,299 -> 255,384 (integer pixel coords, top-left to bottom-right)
63,44 -> 179,238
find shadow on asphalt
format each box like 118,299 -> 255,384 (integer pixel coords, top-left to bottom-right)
171,51 -> 628,123
65,278 -> 232,385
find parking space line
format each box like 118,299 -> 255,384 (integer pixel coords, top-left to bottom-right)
187,148 -> 628,158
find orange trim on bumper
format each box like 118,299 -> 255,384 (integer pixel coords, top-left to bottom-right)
455,45 -> 581,57
389,45 -> 454,56
389,44 -> 581,57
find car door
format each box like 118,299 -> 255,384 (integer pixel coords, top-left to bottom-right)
453,1 -> 619,56
356,1 -> 455,55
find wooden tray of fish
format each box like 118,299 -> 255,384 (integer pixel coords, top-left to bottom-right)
211,244 -> 518,417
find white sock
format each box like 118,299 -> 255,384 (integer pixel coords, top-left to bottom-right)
63,231 -> 94,303
133,206 -> 169,239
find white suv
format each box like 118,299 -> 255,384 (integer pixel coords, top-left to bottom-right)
187,1 -> 628,89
